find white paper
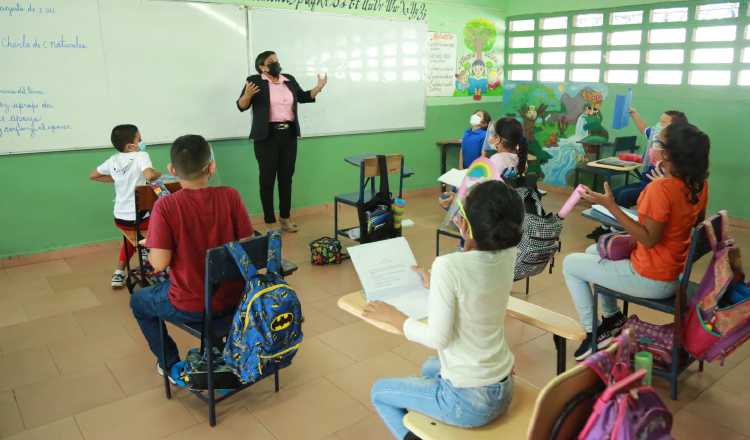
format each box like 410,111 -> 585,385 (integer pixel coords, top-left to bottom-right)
592,204 -> 639,222
438,168 -> 467,188
347,237 -> 429,319
426,32 -> 458,96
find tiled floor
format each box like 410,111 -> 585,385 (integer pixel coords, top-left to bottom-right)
1,189 -> 749,440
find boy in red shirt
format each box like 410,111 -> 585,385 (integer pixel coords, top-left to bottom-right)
130,134 -> 254,384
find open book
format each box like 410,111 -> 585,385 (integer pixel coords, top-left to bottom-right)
592,204 -> 638,222
347,237 -> 429,319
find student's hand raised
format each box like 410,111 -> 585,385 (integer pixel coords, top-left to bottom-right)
581,182 -> 616,210
363,301 -> 408,333
412,266 -> 430,289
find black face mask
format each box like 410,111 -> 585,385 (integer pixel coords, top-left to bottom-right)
267,61 -> 282,77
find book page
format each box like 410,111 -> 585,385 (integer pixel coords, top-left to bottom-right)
592,204 -> 638,222
438,168 -> 467,188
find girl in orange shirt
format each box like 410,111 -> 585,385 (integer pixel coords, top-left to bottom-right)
563,123 -> 710,360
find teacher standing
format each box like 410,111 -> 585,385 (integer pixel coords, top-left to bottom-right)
236,50 -> 327,232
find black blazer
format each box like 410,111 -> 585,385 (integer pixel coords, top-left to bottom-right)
236,73 -> 315,141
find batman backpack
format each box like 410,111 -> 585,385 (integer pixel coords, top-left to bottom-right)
222,231 -> 303,384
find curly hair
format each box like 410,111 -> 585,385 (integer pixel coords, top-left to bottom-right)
662,123 -> 710,204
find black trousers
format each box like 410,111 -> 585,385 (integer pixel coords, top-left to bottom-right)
253,128 -> 297,224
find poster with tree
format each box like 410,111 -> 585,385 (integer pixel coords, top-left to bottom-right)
453,18 -> 502,100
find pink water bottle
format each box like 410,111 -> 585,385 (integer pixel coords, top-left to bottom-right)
559,184 -> 586,219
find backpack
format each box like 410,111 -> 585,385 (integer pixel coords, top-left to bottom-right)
597,233 -> 635,261
579,331 -> 674,440
513,187 -> 563,281
684,211 -> 750,363
222,231 -> 303,384
356,155 -> 400,243
624,315 -> 676,368
181,347 -> 241,390
310,236 -> 346,265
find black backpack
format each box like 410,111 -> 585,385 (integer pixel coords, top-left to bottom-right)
357,155 -> 400,243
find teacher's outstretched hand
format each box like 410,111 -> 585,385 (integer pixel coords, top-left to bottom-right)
236,50 -> 326,233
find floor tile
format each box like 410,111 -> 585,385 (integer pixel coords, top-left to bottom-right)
47,327 -> 140,375
105,350 -> 165,397
22,287 -> 100,321
75,388 -> 197,440
0,314 -> 85,353
0,347 -> 60,392
0,390 -> 24,438
1,417 -> 83,440
683,387 -> 750,436
163,408 -> 274,440
334,413 -> 392,440
276,336 -> 356,390
3,260 -> 72,284
0,298 -> 28,329
672,408 -> 748,440
14,367 -> 125,428
318,321 -> 404,362
391,340 -> 436,367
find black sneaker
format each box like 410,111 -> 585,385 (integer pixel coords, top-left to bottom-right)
586,226 -> 610,241
599,311 -> 627,341
574,334 -> 594,361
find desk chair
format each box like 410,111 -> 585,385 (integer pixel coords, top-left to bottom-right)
591,212 -> 722,400
574,136 -> 639,190
124,182 -> 182,293
159,234 -> 298,426
404,343 -> 617,440
333,154 -> 404,241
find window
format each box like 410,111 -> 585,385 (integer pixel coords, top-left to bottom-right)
607,50 -> 640,64
539,51 -> 567,64
611,10 -> 643,25
694,25 -> 737,42
647,49 -> 685,64
511,36 -> 535,48
692,48 -> 734,64
610,30 -> 642,45
538,69 -> 565,81
509,70 -> 533,81
540,34 -> 568,48
645,70 -> 683,85
696,3 -> 739,20
689,70 -> 731,85
572,50 -> 602,64
739,70 -> 750,85
510,19 -> 535,32
746,24 -> 750,39
651,7 -> 688,23
649,28 -> 687,43
574,13 -> 603,27
743,47 -> 750,63
573,32 -> 603,46
510,53 -> 534,64
541,16 -> 567,30
570,68 -> 600,82
605,69 -> 639,83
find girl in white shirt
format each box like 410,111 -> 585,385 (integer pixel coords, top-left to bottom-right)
486,117 -> 528,179
364,180 -> 524,440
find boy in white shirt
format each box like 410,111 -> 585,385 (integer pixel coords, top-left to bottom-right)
90,124 -> 161,287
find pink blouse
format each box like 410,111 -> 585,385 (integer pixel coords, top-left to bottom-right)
262,73 -> 295,123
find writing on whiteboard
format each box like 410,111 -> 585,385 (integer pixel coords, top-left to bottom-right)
0,86 -> 72,139
1,34 -> 87,49
0,2 -> 55,17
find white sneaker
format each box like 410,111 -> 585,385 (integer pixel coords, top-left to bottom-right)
111,270 -> 126,288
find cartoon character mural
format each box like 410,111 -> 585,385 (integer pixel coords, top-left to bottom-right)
453,18 -> 502,99
503,82 -> 609,186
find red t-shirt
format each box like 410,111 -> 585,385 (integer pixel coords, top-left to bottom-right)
146,187 -> 254,313
631,177 -> 708,282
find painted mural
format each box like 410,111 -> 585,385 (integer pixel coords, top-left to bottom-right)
453,18 -> 502,100
503,82 -> 609,186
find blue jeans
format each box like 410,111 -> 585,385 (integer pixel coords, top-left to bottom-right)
371,357 -> 513,439
130,281 -> 203,369
563,245 -> 677,332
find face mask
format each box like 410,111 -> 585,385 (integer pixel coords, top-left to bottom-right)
470,114 -> 482,127
267,61 -> 282,77
138,140 -> 147,151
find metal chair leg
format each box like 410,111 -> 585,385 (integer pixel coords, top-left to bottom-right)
274,368 -> 280,392
591,291 -> 599,354
333,199 -> 339,239
435,230 -> 440,256
623,301 -> 629,317
553,335 -> 566,374
525,277 -> 530,296
159,320 -> 172,399
699,360 -> 704,372
207,335 -> 216,427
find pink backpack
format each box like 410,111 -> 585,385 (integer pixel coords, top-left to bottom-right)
578,332 -> 673,440
597,232 -> 635,261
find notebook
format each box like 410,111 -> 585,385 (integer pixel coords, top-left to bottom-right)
347,237 -> 429,319
592,204 -> 639,222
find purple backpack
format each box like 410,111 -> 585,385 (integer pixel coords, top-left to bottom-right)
597,232 -> 635,261
578,332 -> 673,440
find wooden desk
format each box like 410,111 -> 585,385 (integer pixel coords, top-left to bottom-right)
586,158 -> 640,172
337,291 -> 585,374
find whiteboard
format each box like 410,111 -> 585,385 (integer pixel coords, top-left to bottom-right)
0,1 -> 248,154
248,8 -> 427,137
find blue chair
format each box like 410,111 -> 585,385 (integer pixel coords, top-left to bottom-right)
158,234 -> 298,426
590,213 -> 721,400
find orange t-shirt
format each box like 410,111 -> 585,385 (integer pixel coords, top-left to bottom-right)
631,177 -> 708,282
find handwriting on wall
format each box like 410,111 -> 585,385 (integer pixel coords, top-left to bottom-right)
0,87 -> 72,140
0,1 -> 55,16
244,0 -> 427,21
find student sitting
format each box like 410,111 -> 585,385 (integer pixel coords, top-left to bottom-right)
486,117 -> 529,179
564,123 -> 709,360
90,124 -> 161,288
364,180 -> 523,440
130,134 -> 254,384
459,110 -> 492,169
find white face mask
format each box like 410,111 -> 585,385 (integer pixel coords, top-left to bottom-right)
470,114 -> 482,127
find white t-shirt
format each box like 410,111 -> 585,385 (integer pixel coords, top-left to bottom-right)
403,249 -> 516,388
96,151 -> 153,221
